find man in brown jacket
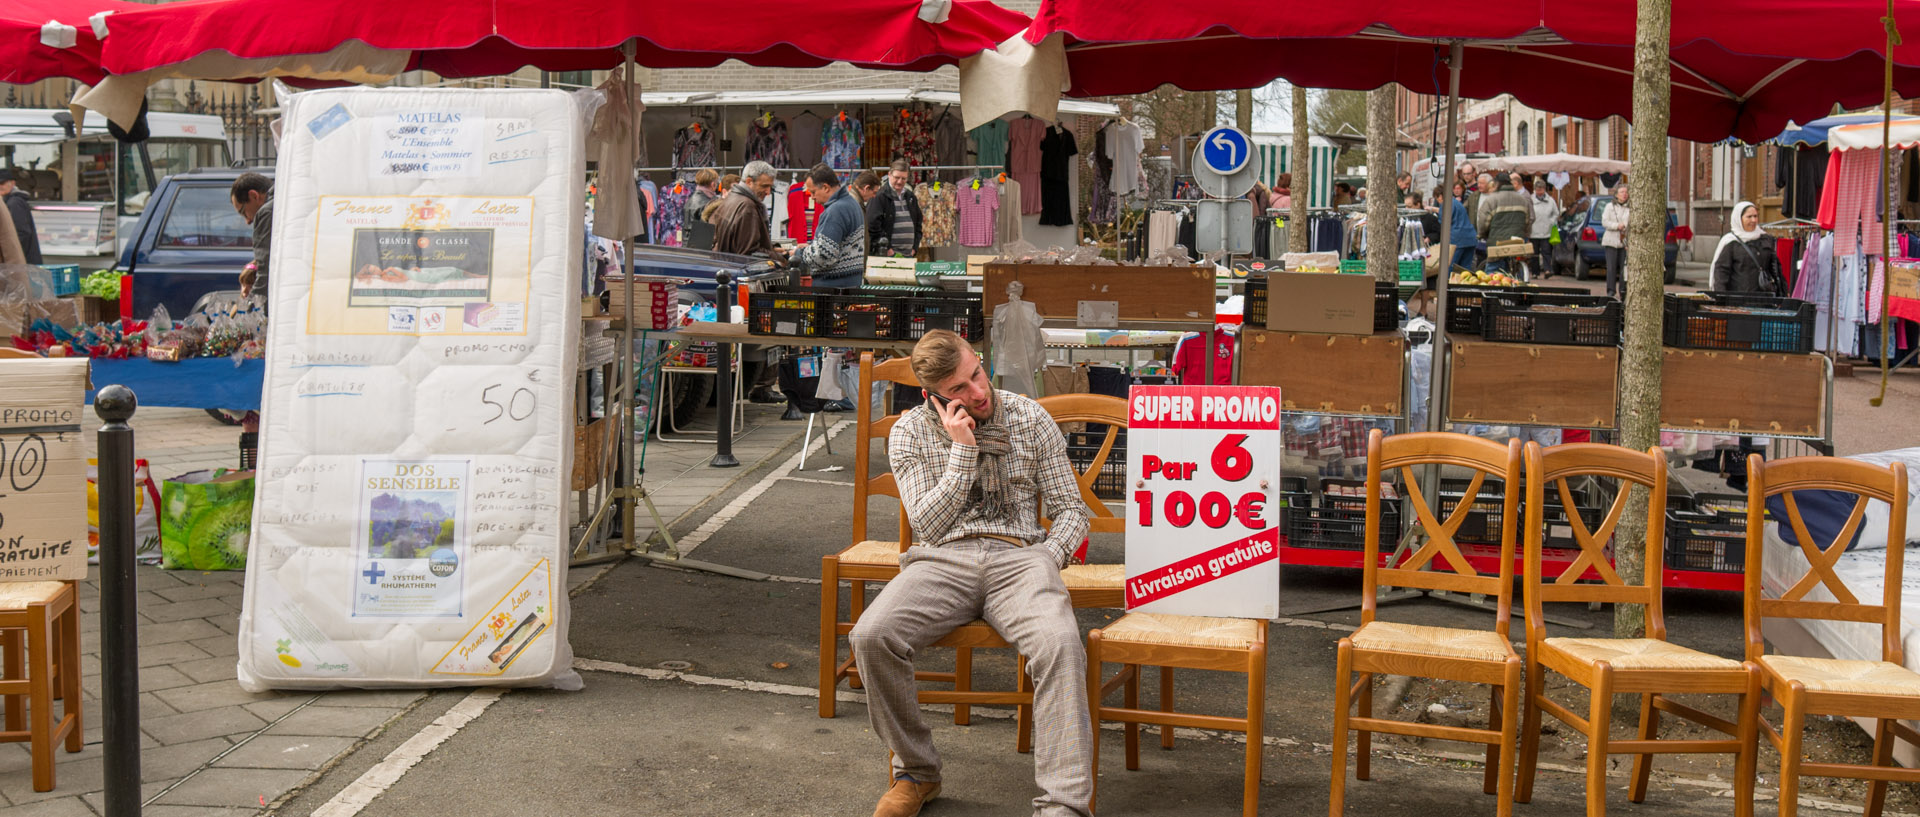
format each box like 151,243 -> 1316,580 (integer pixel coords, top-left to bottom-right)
710,160 -> 786,263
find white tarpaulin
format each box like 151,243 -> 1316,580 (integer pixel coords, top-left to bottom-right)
237,87 -> 584,691
1481,152 -> 1630,176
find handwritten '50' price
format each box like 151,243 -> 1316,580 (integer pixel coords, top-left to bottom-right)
1132,434 -> 1267,530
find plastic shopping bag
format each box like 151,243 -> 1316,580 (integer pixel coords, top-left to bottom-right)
159,469 -> 255,570
86,458 -> 162,564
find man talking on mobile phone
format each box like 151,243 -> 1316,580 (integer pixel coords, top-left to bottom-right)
851,329 -> 1094,817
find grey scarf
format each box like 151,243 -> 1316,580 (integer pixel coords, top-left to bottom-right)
971,417 -> 1015,520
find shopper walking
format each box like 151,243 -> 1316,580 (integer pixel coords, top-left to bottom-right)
790,165 -> 867,288
1601,181 -> 1631,298
0,170 -> 42,265
851,329 -> 1093,817
1529,179 -> 1557,277
868,159 -> 923,257
1710,200 -> 1782,294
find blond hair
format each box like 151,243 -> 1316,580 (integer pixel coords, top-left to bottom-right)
910,329 -> 970,390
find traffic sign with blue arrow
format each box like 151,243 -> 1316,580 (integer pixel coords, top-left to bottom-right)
1198,127 -> 1251,176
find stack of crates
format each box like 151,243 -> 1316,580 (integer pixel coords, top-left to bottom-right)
1665,492 -> 1751,573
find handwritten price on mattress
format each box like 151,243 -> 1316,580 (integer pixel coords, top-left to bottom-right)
480,384 -> 535,424
1132,435 -> 1267,530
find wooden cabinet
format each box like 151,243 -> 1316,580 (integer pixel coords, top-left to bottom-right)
1240,329 -> 1404,416
1446,341 -> 1619,428
1661,349 -> 1825,437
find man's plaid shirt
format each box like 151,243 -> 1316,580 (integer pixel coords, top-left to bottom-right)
887,390 -> 1090,566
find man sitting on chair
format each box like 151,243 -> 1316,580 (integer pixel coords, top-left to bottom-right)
851,329 -> 1094,817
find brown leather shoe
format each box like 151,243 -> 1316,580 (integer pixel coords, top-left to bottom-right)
872,778 -> 941,817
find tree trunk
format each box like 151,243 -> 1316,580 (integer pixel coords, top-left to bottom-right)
1616,0 -> 1673,639
1366,86 -> 1398,283
1236,89 -> 1253,135
1290,84 -> 1311,253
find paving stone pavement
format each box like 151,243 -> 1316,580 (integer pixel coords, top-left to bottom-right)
0,401 -> 808,815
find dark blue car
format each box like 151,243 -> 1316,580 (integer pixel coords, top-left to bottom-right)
122,168 -> 271,320
1559,195 -> 1681,284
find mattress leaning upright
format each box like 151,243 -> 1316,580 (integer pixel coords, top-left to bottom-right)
237,87 -> 587,691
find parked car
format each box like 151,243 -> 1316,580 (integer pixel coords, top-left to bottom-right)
121,167 -> 273,321
1556,196 -> 1681,284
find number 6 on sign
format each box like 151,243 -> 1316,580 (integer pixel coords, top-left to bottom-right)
1123,385 -> 1283,619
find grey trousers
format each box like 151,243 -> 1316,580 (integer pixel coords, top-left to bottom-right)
849,539 -> 1093,817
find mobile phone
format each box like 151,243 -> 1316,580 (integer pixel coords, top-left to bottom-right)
923,389 -> 953,409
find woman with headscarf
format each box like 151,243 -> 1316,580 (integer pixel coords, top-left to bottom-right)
1710,201 -> 1781,294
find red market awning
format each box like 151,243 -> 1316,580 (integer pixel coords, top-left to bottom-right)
94,0 -> 1030,78
1026,0 -> 1920,144
2,0 -> 145,84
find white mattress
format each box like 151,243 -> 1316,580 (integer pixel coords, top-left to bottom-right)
1761,523 -> 1920,669
237,88 -> 584,691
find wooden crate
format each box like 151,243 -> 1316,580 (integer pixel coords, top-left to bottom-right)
1662,348 -> 1825,437
981,263 -> 1215,325
572,417 -> 609,491
1447,341 -> 1619,428
1240,329 -> 1404,416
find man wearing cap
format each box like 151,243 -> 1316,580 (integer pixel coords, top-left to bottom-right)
0,170 -> 42,265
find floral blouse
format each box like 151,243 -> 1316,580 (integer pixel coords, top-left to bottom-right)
915,182 -> 957,248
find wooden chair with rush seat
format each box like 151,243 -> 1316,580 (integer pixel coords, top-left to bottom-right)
1743,454 -> 1917,817
817,355 -> 1129,738
1330,429 -> 1523,817
1515,442 -> 1760,817
0,581 -> 83,791
1085,613 -> 1268,817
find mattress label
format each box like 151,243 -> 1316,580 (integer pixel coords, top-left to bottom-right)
431,558 -> 553,676
353,458 -> 469,618
374,111 -> 483,178
309,196 -> 532,336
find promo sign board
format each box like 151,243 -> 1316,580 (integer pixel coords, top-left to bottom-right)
0,359 -> 89,581
1124,385 -> 1283,619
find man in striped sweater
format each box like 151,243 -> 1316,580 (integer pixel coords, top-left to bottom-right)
790,164 -> 867,288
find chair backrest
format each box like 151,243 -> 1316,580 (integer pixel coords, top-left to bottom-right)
853,351 -> 922,549
1744,454 -> 1910,665
1036,393 -> 1129,535
1363,429 -> 1523,634
1523,442 -> 1669,647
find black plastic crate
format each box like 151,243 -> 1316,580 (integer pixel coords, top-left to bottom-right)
746,286 -> 832,337
895,293 -> 986,342
1538,483 -> 1605,549
1373,281 -> 1399,332
1689,492 -> 1751,519
1482,292 -> 1622,347
1664,511 -> 1747,573
1438,477 -> 1510,545
1245,275 -> 1268,327
1065,430 -> 1127,501
1446,285 -> 1586,334
1663,293 -> 1815,353
822,289 -> 900,340
1286,502 -> 1402,551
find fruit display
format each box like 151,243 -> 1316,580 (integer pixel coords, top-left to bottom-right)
1448,271 -> 1533,288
